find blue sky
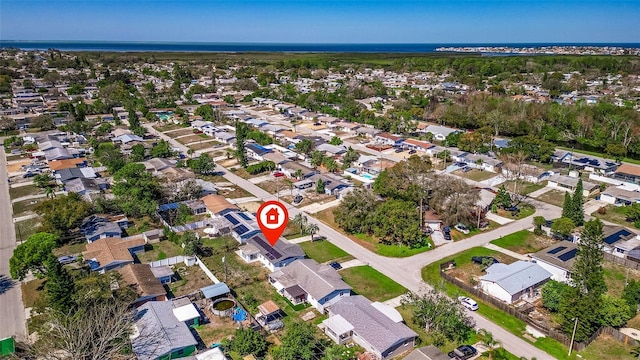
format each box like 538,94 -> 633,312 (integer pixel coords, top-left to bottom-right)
1,0 -> 639,43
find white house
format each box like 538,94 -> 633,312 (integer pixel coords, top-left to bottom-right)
531,241 -> 578,283
546,174 -> 600,197
238,234 -> 305,272
269,259 -> 351,313
479,261 -> 552,304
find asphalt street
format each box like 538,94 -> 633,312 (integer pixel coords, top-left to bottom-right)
0,146 -> 27,340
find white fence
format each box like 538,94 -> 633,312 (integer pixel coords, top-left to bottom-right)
148,255 -> 193,268
196,255 -> 220,284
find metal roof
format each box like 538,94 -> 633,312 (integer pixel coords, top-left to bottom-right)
481,260 -> 552,295
201,283 -> 230,299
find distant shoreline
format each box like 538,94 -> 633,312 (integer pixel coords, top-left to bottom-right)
1,41 -> 639,54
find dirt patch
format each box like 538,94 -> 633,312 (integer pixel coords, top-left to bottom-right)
217,159 -> 238,167
195,315 -> 238,347
165,128 -> 195,137
281,192 -> 334,208
177,134 -> 208,144
170,265 -> 215,298
7,159 -> 32,172
237,201 -> 262,213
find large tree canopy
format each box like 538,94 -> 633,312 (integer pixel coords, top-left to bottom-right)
112,163 -> 162,217
9,232 -> 58,280
34,193 -> 93,236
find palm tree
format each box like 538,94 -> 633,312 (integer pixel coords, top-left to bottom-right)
477,329 -> 501,359
45,186 -> 55,198
305,223 -> 319,241
294,169 -> 304,180
292,213 -> 308,235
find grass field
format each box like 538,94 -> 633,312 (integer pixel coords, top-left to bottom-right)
177,134 -> 208,144
490,230 -> 556,254
340,265 -> 407,302
14,217 -> 41,240
137,241 -> 183,263
314,207 -> 433,257
187,140 -> 222,151
536,189 -> 567,208
501,180 -> 547,196
591,204 -> 633,228
22,278 -> 46,309
9,184 -> 43,200
299,240 -> 353,264
454,168 -> 498,182
12,198 -> 41,216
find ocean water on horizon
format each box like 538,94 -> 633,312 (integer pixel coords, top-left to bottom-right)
1,41 -> 639,53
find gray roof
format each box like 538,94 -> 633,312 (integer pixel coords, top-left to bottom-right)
481,261 -> 552,295
132,301 -> 197,360
329,295 -> 417,355
532,241 -> 579,271
270,259 -> 351,300
548,174 -> 599,190
247,234 -> 305,264
404,346 -> 450,360
316,143 -> 346,155
201,283 -> 230,299
602,186 -> 640,202
424,125 -> 458,136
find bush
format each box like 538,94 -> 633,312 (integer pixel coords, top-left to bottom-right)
597,206 -> 607,215
246,160 -> 275,175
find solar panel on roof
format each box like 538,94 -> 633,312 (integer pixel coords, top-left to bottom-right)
235,225 -> 249,235
558,248 -> 578,262
604,229 -> 633,245
225,214 -> 240,225
547,246 -> 567,254
238,213 -> 252,221
252,236 -> 282,260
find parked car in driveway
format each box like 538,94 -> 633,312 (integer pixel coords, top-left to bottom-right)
458,296 -> 479,311
58,255 -> 77,265
455,223 -> 470,234
461,166 -> 472,172
408,149 -> 417,154
448,345 -> 477,359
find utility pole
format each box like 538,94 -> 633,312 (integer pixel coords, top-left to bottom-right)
568,317 -> 579,357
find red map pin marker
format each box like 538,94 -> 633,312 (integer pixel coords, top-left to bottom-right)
257,200 -> 289,246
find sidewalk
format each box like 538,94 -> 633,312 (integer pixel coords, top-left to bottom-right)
529,186 -> 552,198
13,213 -> 39,222
483,243 -> 530,260
299,199 -> 341,214
486,212 -> 514,225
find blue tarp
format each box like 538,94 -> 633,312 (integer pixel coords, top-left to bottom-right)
201,283 -> 230,299
232,307 -> 247,322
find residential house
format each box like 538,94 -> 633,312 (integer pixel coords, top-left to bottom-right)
601,226 -> 639,256
201,194 -> 239,217
552,151 -> 618,174
238,234 -> 305,272
404,346 -> 450,360
375,132 -> 405,146
222,211 -> 261,242
113,134 -> 144,144
463,154 -> 503,173
276,130 -> 303,144
64,177 -> 108,197
48,157 -> 87,171
143,158 -> 174,174
335,121 -> 361,133
44,147 -> 81,161
600,186 -> 640,206
614,163 -> 640,185
423,125 -> 458,141
402,139 -> 435,153
355,126 -> 381,138
262,152 -> 291,166
322,295 -> 417,359
132,301 -> 198,360
423,210 -> 443,232
531,241 -> 579,283
82,236 -> 146,273
316,143 -> 346,156
246,143 -> 272,161
214,131 -> 236,144
269,259 -> 352,312
118,264 -> 167,307
80,216 -> 124,243
546,174 -> 600,197
55,167 -> 97,184
479,261 -> 552,304
280,161 -> 315,179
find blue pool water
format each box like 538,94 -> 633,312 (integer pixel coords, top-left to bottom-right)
360,173 -> 374,180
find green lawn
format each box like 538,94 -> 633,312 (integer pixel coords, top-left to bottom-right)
340,265 -> 407,302
592,205 -> 634,228
9,184 -> 43,200
14,217 -> 41,241
490,230 -> 555,254
12,198 -> 41,216
137,241 -> 183,263
455,168 -> 498,182
299,240 -> 353,264
536,189 -> 567,208
421,247 -> 576,360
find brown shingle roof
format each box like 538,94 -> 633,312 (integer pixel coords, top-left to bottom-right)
201,194 -> 239,215
118,264 -> 166,298
48,157 -> 86,171
616,163 -> 640,177
82,236 -> 146,267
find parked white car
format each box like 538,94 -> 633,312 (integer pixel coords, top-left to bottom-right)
458,296 -> 478,311
455,223 -> 470,234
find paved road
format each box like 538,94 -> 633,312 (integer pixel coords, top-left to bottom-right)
148,122 -> 559,359
0,147 -> 27,340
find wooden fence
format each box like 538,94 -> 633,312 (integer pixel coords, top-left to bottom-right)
440,262 -> 640,351
603,252 -> 640,271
